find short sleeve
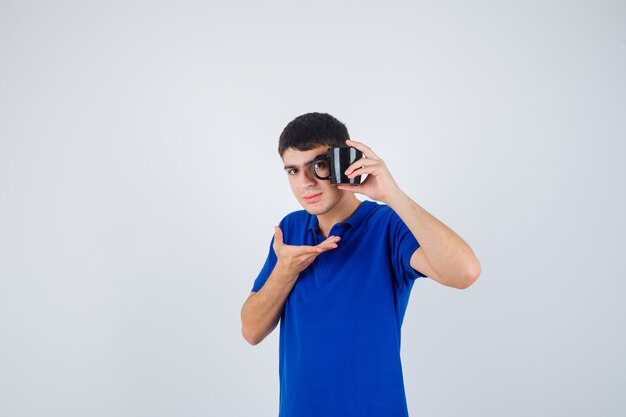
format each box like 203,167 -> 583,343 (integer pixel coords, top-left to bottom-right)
251,235 -> 278,292
389,211 -> 426,285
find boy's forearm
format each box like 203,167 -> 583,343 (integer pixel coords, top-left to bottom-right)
385,189 -> 480,286
241,265 -> 299,345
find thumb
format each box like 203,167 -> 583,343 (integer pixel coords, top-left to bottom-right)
273,226 -> 284,248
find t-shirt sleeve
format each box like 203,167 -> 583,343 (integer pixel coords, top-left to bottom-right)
389,210 -> 427,284
251,235 -> 278,292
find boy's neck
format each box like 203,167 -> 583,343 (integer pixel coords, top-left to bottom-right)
316,194 -> 362,238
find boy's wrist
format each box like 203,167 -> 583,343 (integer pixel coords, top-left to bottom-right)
273,261 -> 299,283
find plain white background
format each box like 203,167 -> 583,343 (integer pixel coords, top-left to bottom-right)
1,1 -> 624,416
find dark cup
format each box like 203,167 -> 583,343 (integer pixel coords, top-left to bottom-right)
329,147 -> 363,185
312,147 -> 363,185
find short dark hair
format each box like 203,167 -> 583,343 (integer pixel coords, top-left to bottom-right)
278,112 -> 350,156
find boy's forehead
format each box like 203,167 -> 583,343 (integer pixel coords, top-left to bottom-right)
282,145 -> 330,164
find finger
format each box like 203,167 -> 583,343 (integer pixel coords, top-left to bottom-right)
288,237 -> 341,256
344,157 -> 377,177
318,238 -> 340,248
293,245 -> 324,255
321,235 -> 341,244
315,236 -> 340,250
345,139 -> 380,160
337,184 -> 361,193
347,164 -> 379,178
316,241 -> 339,252
297,244 -> 328,255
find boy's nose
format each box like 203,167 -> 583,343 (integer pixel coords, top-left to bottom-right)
299,169 -> 317,187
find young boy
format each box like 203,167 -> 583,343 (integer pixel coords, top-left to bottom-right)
241,112 -> 480,417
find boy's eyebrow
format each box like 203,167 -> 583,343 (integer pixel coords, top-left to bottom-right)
283,153 -> 327,170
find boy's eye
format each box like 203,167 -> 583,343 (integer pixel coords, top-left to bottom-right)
287,168 -> 298,175
314,160 -> 327,169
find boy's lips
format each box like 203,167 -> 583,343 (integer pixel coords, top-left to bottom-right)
303,193 -> 322,201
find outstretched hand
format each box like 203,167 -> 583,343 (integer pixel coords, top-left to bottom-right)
337,139 -> 402,203
272,226 -> 340,276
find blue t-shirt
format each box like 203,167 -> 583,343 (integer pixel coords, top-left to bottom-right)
252,200 -> 426,417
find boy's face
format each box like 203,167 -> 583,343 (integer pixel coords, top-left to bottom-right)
282,145 -> 345,216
